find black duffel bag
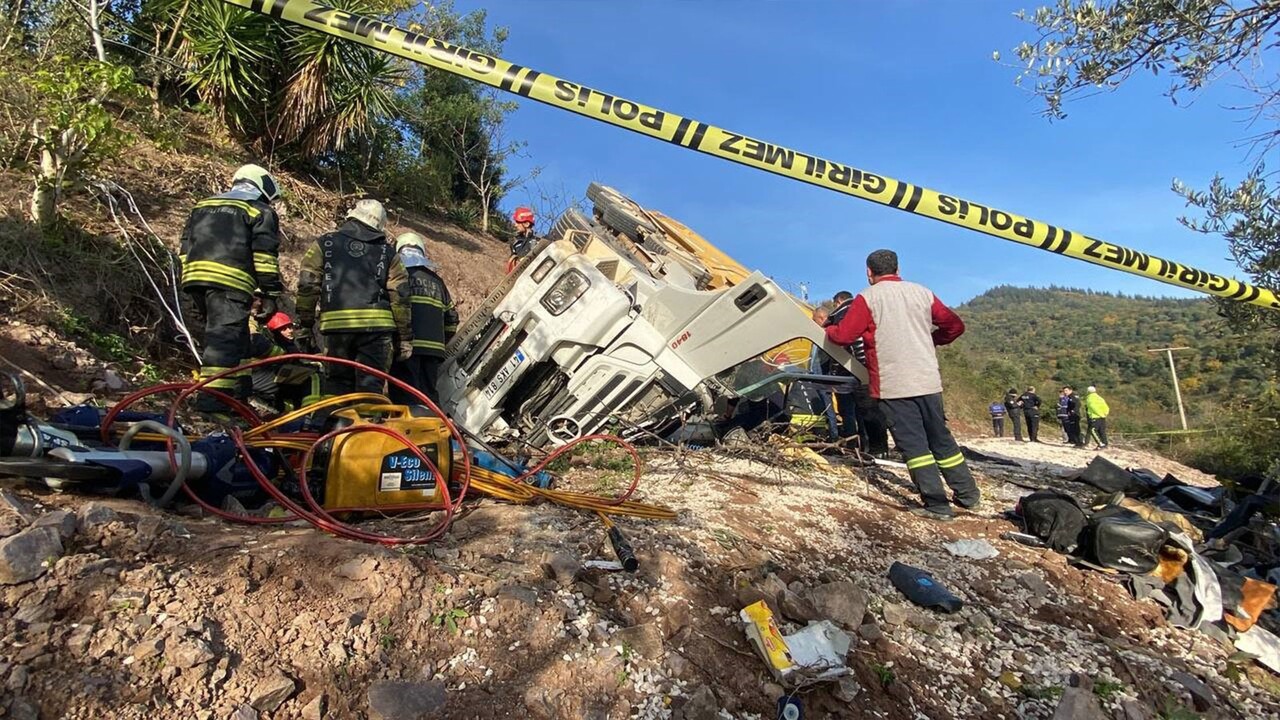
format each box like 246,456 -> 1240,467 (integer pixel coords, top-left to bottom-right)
1017,490 -> 1089,553
1084,506 -> 1169,574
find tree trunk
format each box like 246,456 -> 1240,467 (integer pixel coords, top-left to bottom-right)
480,201 -> 489,233
31,147 -> 58,227
86,0 -> 107,62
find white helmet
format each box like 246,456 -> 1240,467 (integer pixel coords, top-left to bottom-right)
231,164 -> 281,202
395,231 -> 427,253
1086,386 -> 1097,393
346,199 -> 386,232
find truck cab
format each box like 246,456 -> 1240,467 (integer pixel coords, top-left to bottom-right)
438,184 -> 866,447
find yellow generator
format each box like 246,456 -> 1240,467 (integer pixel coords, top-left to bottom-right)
312,405 -> 453,512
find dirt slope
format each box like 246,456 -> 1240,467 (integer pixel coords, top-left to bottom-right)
0,125 -> 509,403
1,434 -> 1276,720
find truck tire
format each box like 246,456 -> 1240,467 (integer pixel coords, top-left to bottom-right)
586,183 -> 664,251
550,208 -> 647,272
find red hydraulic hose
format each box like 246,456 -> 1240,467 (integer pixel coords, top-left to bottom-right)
103,354 -> 648,544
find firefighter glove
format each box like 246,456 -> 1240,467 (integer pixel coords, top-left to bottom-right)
397,341 -> 414,361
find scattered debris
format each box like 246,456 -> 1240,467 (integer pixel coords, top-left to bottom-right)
740,601 -> 851,686
943,538 -> 999,560
889,562 -> 963,612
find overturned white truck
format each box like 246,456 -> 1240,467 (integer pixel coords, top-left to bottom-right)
438,184 -> 866,447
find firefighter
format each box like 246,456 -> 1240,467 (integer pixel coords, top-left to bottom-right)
507,206 -> 541,273
825,290 -> 889,455
825,249 -> 979,521
388,232 -> 458,405
246,311 -> 319,412
179,164 -> 283,411
295,199 -> 410,396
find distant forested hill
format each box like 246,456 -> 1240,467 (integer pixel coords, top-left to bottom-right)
938,286 -> 1276,435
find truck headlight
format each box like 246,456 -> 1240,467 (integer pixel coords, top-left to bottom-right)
540,269 -> 590,316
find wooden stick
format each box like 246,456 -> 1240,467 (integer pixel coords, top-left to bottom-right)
0,354 -> 78,407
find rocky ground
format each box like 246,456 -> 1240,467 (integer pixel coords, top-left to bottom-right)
1,432 -> 1277,720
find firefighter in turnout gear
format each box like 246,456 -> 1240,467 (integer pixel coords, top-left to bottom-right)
388,232 -> 458,405
295,199 -> 410,396
179,164 -> 283,411
506,206 -> 542,274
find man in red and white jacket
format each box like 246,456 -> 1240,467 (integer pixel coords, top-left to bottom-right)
825,249 -> 979,521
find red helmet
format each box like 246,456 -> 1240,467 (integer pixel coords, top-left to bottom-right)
512,206 -> 535,225
265,312 -> 294,331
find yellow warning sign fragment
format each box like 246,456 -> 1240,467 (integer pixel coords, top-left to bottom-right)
225,0 -> 1280,310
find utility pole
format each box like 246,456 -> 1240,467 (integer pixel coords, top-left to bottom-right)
1147,346 -> 1192,431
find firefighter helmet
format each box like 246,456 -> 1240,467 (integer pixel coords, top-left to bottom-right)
231,164 -> 281,202
512,206 -> 535,225
346,199 -> 387,232
265,312 -> 294,332
395,232 -> 427,253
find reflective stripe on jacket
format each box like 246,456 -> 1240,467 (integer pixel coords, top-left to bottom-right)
404,263 -> 459,358
179,185 -> 281,296
295,220 -> 409,337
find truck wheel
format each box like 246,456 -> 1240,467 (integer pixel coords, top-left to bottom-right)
586,182 -> 664,252
551,208 -> 648,272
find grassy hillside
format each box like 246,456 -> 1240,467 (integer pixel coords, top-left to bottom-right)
938,286 -> 1276,439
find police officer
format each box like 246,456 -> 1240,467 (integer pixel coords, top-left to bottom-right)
1003,387 -> 1024,441
295,199 -> 410,396
989,399 -> 1006,437
1062,385 -> 1085,448
179,164 -> 283,411
1020,386 -> 1042,442
389,232 -> 458,405
1056,389 -> 1071,442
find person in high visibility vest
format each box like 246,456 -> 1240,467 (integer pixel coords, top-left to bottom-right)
1084,385 -> 1111,449
295,199 -> 410,396
179,164 -> 283,411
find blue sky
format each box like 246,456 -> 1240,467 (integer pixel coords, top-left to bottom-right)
452,0 -> 1262,305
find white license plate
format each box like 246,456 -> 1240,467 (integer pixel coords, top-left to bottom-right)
483,349 -> 526,399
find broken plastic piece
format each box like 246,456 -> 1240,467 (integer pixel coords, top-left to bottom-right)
943,538 -> 999,560
889,561 -> 963,613
739,601 -> 850,686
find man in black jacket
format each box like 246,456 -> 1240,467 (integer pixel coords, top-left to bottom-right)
389,232 -> 459,404
1020,386 -> 1042,442
179,164 -> 283,411
1061,385 -> 1084,448
1004,387 -> 1024,441
826,290 -> 889,455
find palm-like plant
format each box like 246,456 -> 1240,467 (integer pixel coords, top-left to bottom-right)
175,0 -> 274,129
275,0 -> 406,157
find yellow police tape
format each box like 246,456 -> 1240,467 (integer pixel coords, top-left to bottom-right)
225,0 -> 1280,311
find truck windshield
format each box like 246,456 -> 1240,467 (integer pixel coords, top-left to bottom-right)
712,340 -> 853,401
